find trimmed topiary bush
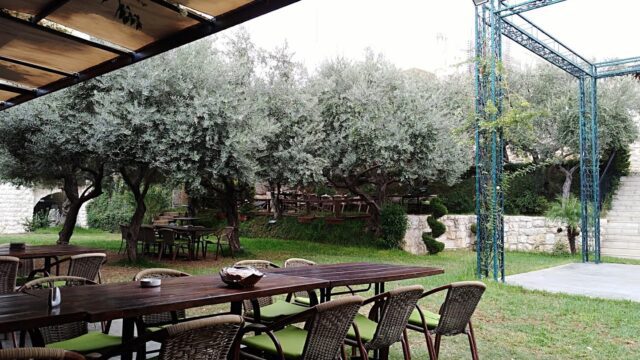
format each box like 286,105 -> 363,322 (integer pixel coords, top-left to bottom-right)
427,216 -> 446,238
422,232 -> 445,255
380,204 -> 409,249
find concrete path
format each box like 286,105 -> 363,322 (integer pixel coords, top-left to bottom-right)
506,262 -> 640,302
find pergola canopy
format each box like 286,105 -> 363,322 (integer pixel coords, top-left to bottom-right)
0,0 -> 297,110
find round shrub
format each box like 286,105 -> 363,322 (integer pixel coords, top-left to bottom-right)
422,233 -> 445,255
87,191 -> 134,232
379,204 -> 408,249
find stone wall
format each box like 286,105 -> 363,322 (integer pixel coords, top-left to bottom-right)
0,183 -> 89,234
403,214 -> 607,255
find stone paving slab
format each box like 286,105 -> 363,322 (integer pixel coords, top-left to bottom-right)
506,262 -> 640,302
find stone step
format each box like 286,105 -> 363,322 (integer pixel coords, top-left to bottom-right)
603,222 -> 640,229
601,240 -> 640,250
602,234 -> 640,243
603,227 -> 640,236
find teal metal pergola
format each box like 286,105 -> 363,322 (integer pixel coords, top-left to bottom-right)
474,0 -> 640,281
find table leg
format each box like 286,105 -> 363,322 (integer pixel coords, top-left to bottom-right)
44,257 -> 51,275
373,282 -> 388,360
230,301 -> 242,315
121,317 -> 135,360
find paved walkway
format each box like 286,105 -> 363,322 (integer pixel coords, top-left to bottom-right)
506,262 -> 640,302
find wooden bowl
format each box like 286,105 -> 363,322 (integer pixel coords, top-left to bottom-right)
219,266 -> 264,288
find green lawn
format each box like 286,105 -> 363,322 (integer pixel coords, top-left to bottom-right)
2,228 -> 639,359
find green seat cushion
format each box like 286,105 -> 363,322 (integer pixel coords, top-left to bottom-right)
408,308 -> 440,329
47,332 -> 122,353
294,296 -> 311,306
242,325 -> 307,359
246,300 -> 306,321
347,314 -> 377,342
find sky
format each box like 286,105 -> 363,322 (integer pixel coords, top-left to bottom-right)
240,0 -> 640,74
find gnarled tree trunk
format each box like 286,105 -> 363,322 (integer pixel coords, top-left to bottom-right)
121,166 -> 156,261
57,168 -> 104,245
220,178 -> 241,251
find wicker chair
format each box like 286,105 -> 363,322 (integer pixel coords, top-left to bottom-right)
233,260 -> 307,324
114,315 -> 243,360
118,224 -> 129,254
406,281 -> 486,360
202,227 -> 235,260
30,254 -> 106,284
283,258 -> 316,306
132,269 -> 191,330
19,276 -> 121,356
0,348 -> 85,360
0,256 -> 19,294
0,256 -> 19,348
156,229 -> 189,261
345,285 -> 424,360
138,226 -> 159,256
241,296 -> 364,360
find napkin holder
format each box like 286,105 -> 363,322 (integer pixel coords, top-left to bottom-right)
48,287 -> 61,309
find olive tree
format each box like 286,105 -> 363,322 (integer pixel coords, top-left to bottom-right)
255,43 -> 324,218
311,52 -> 469,235
0,83 -> 108,244
508,64 -> 639,201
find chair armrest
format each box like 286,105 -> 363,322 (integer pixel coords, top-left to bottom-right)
362,291 -> 389,306
255,306 -> 316,332
420,284 -> 452,299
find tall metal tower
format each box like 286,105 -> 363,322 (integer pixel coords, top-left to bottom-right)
473,0 -> 640,281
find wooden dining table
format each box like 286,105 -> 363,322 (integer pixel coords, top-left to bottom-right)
0,244 -> 102,275
0,262 -> 443,360
153,225 -> 216,260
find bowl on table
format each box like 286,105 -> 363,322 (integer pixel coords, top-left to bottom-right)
140,278 -> 162,288
219,266 -> 264,288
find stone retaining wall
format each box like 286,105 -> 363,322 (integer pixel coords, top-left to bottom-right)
0,183 -> 89,234
403,214 -> 607,255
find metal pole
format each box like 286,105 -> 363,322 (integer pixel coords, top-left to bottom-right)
590,72 -> 601,264
578,76 -> 589,263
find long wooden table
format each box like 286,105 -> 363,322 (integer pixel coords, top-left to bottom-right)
0,262 -> 443,360
0,244 -> 102,274
268,262 -> 444,300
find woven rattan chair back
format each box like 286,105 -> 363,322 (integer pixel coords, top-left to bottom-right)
158,229 -> 177,246
139,227 -> 157,245
435,281 -> 486,336
233,260 -> 279,311
17,258 -> 34,278
133,269 -> 191,326
0,256 -> 19,294
67,253 -> 106,283
301,296 -> 364,360
157,315 -> 243,360
20,276 -> 97,344
284,258 -> 316,300
367,285 -> 424,350
0,348 -> 85,360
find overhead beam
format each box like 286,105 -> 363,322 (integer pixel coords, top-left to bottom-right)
148,0 -> 214,23
1,0 -> 300,110
490,2 -> 592,77
0,55 -> 74,77
0,11 -> 131,57
498,0 -> 566,16
31,0 -> 70,24
597,66 -> 640,79
0,82 -> 36,95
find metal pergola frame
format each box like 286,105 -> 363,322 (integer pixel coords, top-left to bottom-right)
474,0 -> 640,281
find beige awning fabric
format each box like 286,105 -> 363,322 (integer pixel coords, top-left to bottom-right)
0,0 -> 299,110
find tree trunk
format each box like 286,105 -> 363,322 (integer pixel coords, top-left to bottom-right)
126,195 -> 146,261
57,170 -> 104,244
273,182 -> 283,219
220,181 -> 241,251
559,165 -> 579,202
567,226 -> 578,255
57,201 -> 82,245
121,166 -> 155,261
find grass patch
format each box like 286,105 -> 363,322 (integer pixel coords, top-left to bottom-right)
1,230 -> 639,358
